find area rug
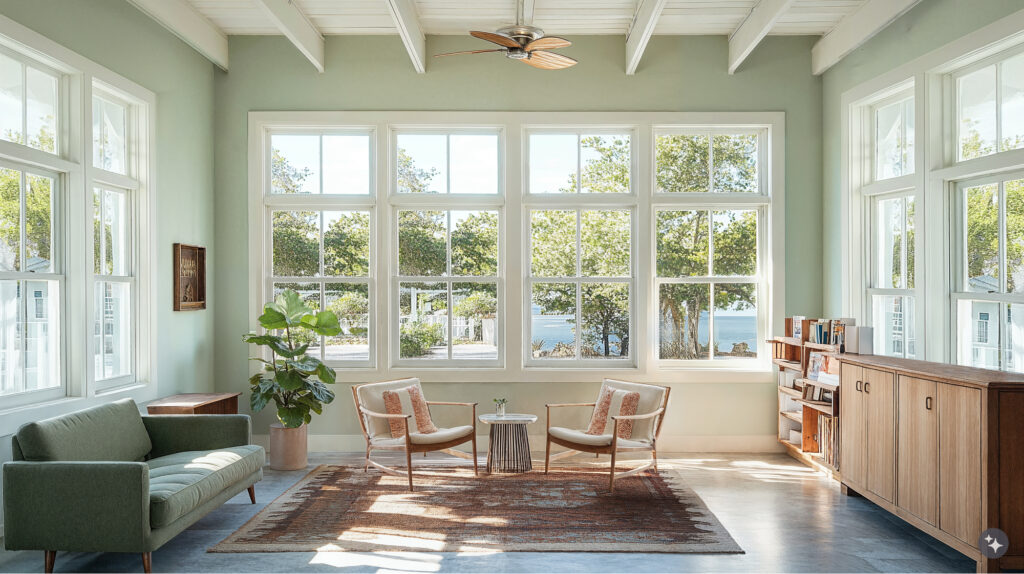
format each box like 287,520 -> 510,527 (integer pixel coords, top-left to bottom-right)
210,464 -> 742,554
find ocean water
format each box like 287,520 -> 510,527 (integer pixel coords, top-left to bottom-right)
531,312 -> 756,352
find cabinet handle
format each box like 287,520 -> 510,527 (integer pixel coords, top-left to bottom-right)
926,396 -> 933,410
864,382 -> 871,394
856,380 -> 862,392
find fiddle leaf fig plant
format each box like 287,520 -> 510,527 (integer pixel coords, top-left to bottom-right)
243,289 -> 342,428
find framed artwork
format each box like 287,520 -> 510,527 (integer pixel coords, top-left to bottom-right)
173,243 -> 206,311
806,352 -> 826,381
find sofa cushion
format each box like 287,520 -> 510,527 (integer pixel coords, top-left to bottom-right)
16,398 -> 153,462
147,445 -> 264,528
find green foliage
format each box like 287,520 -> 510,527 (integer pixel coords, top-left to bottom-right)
400,321 -> 444,357
451,211 -> 498,276
243,289 -> 341,428
453,290 -> 496,319
329,291 -> 369,326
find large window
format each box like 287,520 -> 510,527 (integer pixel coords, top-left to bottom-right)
956,50 -> 1024,161
250,112 -> 782,378
0,47 -> 58,154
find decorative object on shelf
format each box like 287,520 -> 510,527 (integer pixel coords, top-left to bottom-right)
243,289 -> 341,470
173,243 -> 207,311
493,397 -> 507,416
807,352 -> 826,381
845,325 -> 874,354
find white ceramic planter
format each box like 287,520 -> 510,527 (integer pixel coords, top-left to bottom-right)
269,423 -> 308,470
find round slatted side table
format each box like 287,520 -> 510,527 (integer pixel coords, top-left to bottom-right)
478,413 -> 538,473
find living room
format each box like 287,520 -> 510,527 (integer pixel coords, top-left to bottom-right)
0,0 -> 1021,572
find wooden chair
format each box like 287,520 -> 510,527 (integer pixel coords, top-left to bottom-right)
544,379 -> 670,491
352,378 -> 478,491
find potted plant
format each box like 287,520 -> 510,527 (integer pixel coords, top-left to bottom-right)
243,289 -> 341,470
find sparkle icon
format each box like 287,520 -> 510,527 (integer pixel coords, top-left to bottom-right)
989,539 -> 1004,553
978,528 -> 1009,559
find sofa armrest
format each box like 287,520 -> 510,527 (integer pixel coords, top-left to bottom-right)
143,414 -> 251,457
3,461 -> 150,552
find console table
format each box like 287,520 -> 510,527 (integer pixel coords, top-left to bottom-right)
146,392 -> 241,415
479,413 -> 537,473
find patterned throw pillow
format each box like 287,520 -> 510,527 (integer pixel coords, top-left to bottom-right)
382,386 -> 438,438
586,386 -> 641,439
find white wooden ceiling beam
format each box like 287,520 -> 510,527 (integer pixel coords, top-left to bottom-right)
625,0 -> 668,75
252,0 -> 325,72
127,0 -> 229,71
385,0 -> 427,74
728,0 -> 795,74
811,0 -> 922,75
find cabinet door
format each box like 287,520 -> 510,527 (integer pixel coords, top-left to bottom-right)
865,367 -> 896,502
938,383 -> 982,544
839,363 -> 865,485
897,375 -> 938,525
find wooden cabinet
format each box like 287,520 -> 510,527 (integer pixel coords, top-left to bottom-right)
838,354 -> 1024,573
897,375 -> 938,525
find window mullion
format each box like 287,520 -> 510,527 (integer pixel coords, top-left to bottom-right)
1000,182 -> 1007,294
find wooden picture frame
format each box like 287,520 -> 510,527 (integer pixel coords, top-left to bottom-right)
173,243 -> 206,311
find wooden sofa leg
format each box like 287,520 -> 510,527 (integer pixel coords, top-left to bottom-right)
142,552 -> 152,574
44,550 -> 55,573
247,484 -> 256,504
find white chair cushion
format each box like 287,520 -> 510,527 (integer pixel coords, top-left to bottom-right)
356,378 -> 421,438
548,426 -> 651,449
370,425 -> 475,447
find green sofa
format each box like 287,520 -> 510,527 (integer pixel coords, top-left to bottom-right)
3,398 -> 265,573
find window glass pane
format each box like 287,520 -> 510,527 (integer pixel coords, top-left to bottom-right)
580,282 -> 629,359
658,283 -> 709,360
450,134 -> 498,194
656,210 -> 708,277
103,189 -> 128,276
580,134 -> 630,193
322,135 -> 370,194
875,98 -> 914,179
452,282 -> 498,360
0,280 -> 23,395
712,134 -> 758,193
1008,180 -> 1024,294
581,210 -> 630,277
451,210 -> 498,276
529,134 -> 577,194
1001,52 -> 1024,152
0,167 -> 20,271
531,282 -> 575,359
25,174 -> 52,274
531,210 -> 576,277
272,282 -> 321,356
656,134 -> 708,193
323,211 -> 369,277
272,210 -> 318,277
904,99 -> 916,174
966,184 -> 999,292
399,282 -> 447,359
398,210 -> 446,276
94,281 -> 129,380
270,134 -> 319,194
1005,303 -> 1024,372
959,299 -> 999,369
93,96 -> 126,174
877,197 -> 905,289
712,210 -> 757,276
0,53 -> 22,146
25,67 -> 56,153
875,295 -> 913,358
397,134 -> 446,194
959,66 -> 998,161
713,284 -> 756,359
325,283 -> 369,361
907,196 -> 916,289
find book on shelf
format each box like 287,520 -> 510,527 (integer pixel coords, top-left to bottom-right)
817,414 -> 839,469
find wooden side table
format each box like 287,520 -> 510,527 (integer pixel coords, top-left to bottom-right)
146,393 -> 241,415
478,413 -> 537,473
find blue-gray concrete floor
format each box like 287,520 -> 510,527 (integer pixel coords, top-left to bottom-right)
0,452 -> 976,573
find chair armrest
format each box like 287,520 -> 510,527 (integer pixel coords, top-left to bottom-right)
611,408 -> 665,421
3,461 -> 150,552
426,401 -> 478,407
143,414 -> 251,458
545,402 -> 596,408
359,406 -> 412,420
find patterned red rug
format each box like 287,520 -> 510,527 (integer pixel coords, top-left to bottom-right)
211,464 -> 743,553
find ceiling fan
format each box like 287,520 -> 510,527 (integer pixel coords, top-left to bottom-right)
434,12 -> 577,71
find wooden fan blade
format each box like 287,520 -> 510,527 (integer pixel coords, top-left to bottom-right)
470,30 -> 521,48
434,49 -> 506,57
525,36 -> 571,51
522,51 -> 578,70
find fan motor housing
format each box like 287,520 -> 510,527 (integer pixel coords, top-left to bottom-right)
496,25 -> 545,45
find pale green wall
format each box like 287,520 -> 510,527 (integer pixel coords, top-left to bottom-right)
821,0 -> 1024,316
214,34 -> 823,442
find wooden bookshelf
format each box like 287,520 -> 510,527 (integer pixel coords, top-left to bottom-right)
771,317 -> 843,479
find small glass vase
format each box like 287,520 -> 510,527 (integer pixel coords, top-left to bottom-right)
495,403 -> 506,417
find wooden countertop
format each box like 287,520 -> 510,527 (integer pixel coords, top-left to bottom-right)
836,354 -> 1024,388
147,392 -> 241,408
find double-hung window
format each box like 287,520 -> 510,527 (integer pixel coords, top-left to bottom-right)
526,131 -> 634,364
955,48 -> 1024,161
653,129 -> 766,364
392,129 -> 502,365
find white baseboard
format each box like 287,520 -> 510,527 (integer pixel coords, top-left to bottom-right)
251,433 -> 784,454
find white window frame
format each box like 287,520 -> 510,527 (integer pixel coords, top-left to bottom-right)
249,111 -> 784,384
871,91 -> 915,182
0,43 -> 62,155
951,42 -> 1024,163
0,14 -> 156,433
